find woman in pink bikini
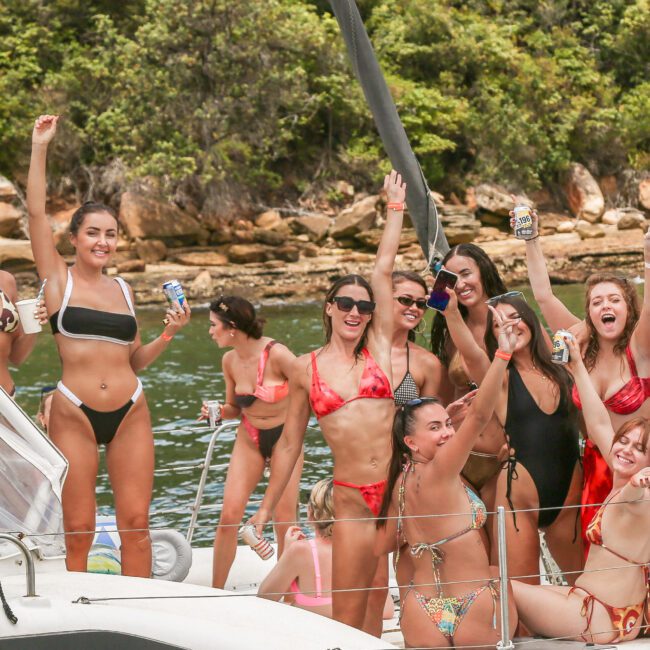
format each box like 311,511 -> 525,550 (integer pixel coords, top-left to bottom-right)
199,295 -> 301,588
513,334 -> 650,644
258,478 -> 334,618
523,215 -> 650,545
249,170 -> 406,635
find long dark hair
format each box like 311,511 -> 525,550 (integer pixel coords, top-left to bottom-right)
322,274 -> 373,357
583,273 -> 640,371
430,244 -> 507,365
377,397 -> 442,525
484,296 -> 571,404
392,270 -> 428,343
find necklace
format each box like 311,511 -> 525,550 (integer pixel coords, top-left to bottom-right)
521,364 -> 548,381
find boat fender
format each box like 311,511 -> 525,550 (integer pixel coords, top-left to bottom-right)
151,529 -> 193,582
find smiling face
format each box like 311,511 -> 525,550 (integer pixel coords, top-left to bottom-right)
208,311 -> 232,348
587,281 -> 628,341
491,302 -> 531,353
445,255 -> 487,308
69,211 -> 118,269
610,424 -> 650,479
404,402 -> 455,461
325,283 -> 373,342
393,279 -> 427,332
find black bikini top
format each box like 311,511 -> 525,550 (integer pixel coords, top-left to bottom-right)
49,270 -> 137,345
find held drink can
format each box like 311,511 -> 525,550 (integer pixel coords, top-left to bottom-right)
206,400 -> 221,428
162,280 -> 186,309
551,330 -> 574,364
238,524 -> 275,560
513,204 -> 534,240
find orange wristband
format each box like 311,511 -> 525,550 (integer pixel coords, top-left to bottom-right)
161,332 -> 174,342
495,349 -> 512,361
386,202 -> 404,211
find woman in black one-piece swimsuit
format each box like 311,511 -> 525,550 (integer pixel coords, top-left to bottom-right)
444,291 -> 583,584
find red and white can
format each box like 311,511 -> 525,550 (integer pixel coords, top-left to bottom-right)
238,525 -> 274,560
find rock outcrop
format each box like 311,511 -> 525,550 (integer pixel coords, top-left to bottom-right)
565,163 -> 605,222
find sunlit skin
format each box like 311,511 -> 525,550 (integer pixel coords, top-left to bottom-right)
325,285 -> 374,341
392,280 -> 427,333
404,403 -> 455,458
445,255 -> 489,310
587,282 -> 628,341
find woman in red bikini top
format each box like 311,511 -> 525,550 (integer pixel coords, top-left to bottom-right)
524,214 -> 650,547
249,170 -> 407,636
198,295 -> 299,589
513,334 -> 650,644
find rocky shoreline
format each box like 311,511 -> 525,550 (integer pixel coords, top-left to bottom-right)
1,167 -> 649,305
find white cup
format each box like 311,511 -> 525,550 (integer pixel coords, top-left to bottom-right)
15,298 -> 42,334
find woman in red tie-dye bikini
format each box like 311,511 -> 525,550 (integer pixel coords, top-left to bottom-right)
249,170 -> 407,635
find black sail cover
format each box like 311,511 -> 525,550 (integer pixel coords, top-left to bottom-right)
328,0 -> 449,264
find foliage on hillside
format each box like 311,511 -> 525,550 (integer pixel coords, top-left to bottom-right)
1,0 -> 648,208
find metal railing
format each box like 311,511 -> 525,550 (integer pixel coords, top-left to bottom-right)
0,534 -> 36,597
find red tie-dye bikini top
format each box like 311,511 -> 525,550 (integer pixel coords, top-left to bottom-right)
309,348 -> 393,419
572,345 -> 650,415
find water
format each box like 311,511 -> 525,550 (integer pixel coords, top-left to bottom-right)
11,283 -> 595,545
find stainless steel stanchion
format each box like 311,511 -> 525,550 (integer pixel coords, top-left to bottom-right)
496,505 -> 514,650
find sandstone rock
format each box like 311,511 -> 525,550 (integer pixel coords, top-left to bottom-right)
51,206 -> 79,228
273,245 -> 300,263
209,225 -> 233,245
601,209 -> 623,226
173,251 -> 228,266
464,187 -> 477,212
232,228 -> 255,244
254,210 -> 283,230
565,163 -> 604,222
639,179 -> 650,211
599,175 -> 618,203
475,226 -> 509,242
440,206 -> 480,245
556,221 -> 576,233
617,209 -> 646,230
52,226 -> 74,255
233,219 -> 253,231
474,183 -> 531,217
334,180 -> 355,198
0,176 -> 17,201
302,243 -> 320,258
252,228 -> 286,246
0,238 -> 33,269
295,234 -> 310,242
330,195 -> 379,239
0,203 -> 22,237
116,259 -> 146,273
228,244 -> 268,264
189,270 -> 213,297
576,223 -> 605,239
119,192 -> 202,242
135,239 -> 167,264
292,214 -> 331,242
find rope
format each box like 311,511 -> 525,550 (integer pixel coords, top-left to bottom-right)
0,579 -> 17,624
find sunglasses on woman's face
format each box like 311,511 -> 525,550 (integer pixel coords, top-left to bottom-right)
331,296 -> 376,315
395,296 -> 427,310
485,291 -> 526,306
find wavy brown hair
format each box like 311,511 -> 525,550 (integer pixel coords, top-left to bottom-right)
583,274 -> 639,371
612,417 -> 650,455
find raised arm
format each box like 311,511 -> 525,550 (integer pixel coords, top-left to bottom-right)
442,288 -> 490,383
370,170 -> 406,345
249,356 -> 310,533
522,211 -> 580,331
564,335 -> 616,465
433,307 -> 516,478
630,229 -> 650,362
26,116 -> 67,290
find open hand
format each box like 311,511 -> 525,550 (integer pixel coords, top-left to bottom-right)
163,301 -> 191,337
446,388 -> 477,428
32,115 -> 59,146
383,169 -> 407,205
284,526 -> 306,547
247,507 -> 272,537
563,333 -> 584,375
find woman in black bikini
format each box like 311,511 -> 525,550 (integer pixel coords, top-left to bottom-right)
27,115 -> 190,576
391,271 -> 443,406
0,270 -> 45,396
198,295 -> 300,588
444,289 -> 582,583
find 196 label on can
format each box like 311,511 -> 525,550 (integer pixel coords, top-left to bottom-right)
551,329 -> 574,364
513,205 -> 534,240
162,280 -> 185,308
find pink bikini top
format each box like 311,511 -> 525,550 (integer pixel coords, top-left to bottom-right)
571,345 -> 650,415
309,348 -> 393,419
234,341 -> 289,408
289,539 -> 332,607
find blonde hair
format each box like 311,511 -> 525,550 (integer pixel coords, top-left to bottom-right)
308,478 -> 334,537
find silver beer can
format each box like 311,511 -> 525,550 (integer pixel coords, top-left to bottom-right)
206,400 -> 221,428
551,329 -> 574,364
513,204 -> 534,240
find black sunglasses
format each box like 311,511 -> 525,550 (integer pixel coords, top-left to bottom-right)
485,291 -> 526,306
395,296 -> 427,310
331,296 -> 376,315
